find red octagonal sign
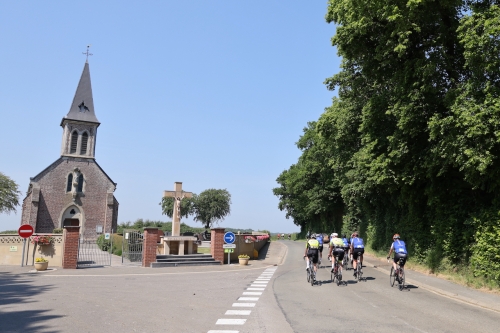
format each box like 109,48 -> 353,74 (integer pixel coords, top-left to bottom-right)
18,225 -> 34,238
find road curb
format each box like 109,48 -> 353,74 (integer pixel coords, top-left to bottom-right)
363,258 -> 500,314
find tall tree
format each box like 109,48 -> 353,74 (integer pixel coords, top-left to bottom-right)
0,172 -> 21,214
193,189 -> 231,229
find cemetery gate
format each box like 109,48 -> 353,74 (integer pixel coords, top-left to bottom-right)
121,229 -> 143,266
77,233 -> 112,268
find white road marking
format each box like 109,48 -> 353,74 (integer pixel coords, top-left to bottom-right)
225,310 -> 252,315
208,330 -> 239,333
238,297 -> 259,301
232,303 -> 256,307
250,284 -> 266,287
216,319 -> 247,325
242,292 -> 262,295
246,287 -> 265,290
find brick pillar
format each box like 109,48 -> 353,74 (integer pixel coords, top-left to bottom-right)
211,228 -> 225,264
62,226 -> 80,269
142,227 -> 159,268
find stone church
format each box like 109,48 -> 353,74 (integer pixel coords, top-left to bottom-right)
20,60 -> 118,238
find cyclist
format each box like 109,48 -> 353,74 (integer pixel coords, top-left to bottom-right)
304,234 -> 320,280
288,233 -> 291,240
316,233 -> 324,265
341,234 -> 349,258
387,233 -> 407,272
328,233 -> 345,273
350,232 -> 365,277
277,233 -> 280,240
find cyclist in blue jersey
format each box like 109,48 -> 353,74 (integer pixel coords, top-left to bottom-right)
350,232 -> 365,277
316,233 -> 324,265
387,234 -> 407,271
341,234 -> 349,258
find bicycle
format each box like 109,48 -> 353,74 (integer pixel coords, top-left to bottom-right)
389,257 -> 405,290
342,248 -> 349,270
355,251 -> 363,281
304,256 -> 317,286
330,255 -> 344,286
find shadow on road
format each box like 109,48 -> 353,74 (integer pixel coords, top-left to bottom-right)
0,272 -> 62,332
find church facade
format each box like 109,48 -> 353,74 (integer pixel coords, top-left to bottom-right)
20,61 -> 118,238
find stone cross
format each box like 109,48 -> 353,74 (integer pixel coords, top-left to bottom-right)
163,182 -> 193,236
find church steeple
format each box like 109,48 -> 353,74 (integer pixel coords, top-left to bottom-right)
60,60 -> 100,159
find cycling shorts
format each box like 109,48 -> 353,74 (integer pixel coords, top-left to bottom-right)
352,248 -> 364,260
332,247 -> 345,261
394,253 -> 407,266
318,245 -> 324,253
307,250 -> 319,264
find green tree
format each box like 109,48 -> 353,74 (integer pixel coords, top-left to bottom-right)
160,196 -> 196,219
0,172 -> 21,214
193,189 -> 231,229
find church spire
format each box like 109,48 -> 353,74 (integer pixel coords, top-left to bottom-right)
61,61 -> 99,125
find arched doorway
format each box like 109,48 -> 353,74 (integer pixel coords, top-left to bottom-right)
61,205 -> 82,227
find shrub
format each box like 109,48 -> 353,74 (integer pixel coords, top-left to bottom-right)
53,228 -> 63,234
238,254 -> 250,259
35,257 -> 48,262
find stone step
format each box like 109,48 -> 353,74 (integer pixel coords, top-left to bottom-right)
156,254 -> 212,260
156,257 -> 216,263
151,260 -> 221,268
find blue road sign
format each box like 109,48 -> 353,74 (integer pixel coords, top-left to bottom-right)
224,231 -> 235,244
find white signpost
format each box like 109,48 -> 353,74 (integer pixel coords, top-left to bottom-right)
224,232 -> 236,264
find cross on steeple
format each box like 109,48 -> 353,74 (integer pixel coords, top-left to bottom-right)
82,45 -> 93,62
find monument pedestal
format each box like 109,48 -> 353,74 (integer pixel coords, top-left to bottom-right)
162,236 -> 197,255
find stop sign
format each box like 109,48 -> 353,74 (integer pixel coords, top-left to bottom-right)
18,225 -> 34,238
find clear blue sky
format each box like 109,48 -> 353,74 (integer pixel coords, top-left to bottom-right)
0,1 -> 340,233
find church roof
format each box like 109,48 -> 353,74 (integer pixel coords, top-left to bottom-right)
61,61 -> 100,125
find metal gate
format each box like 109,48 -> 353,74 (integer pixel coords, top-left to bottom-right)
77,235 -> 112,268
121,229 -> 143,266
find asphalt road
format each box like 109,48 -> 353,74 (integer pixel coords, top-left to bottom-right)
1,241 -> 500,333
273,240 -> 500,333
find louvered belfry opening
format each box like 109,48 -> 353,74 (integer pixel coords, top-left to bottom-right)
66,174 -> 73,192
80,132 -> 88,155
70,131 -> 78,154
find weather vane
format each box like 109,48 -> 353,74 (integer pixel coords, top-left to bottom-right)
82,45 -> 93,62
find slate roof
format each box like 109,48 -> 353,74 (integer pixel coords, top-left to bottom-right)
61,61 -> 100,125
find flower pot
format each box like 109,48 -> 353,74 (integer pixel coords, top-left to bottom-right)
34,262 -> 48,271
239,258 -> 249,266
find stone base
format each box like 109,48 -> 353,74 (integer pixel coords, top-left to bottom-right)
162,236 -> 198,255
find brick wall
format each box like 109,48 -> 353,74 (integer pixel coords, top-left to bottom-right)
142,228 -> 159,267
211,228 -> 225,264
62,226 -> 80,269
21,157 -> 118,238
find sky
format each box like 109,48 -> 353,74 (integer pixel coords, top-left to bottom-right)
0,1 -> 340,233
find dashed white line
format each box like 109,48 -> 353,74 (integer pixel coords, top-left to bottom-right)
208,330 -> 240,333
232,303 -> 256,307
242,292 -> 262,295
238,297 -> 259,301
246,287 -> 265,290
216,319 -> 247,325
225,310 -> 252,315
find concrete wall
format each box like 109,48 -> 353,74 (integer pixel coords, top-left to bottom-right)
0,234 -> 63,266
227,233 -> 269,262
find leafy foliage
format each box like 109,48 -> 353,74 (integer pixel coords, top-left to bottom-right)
274,1 -> 500,283
193,189 -> 231,229
0,172 -> 21,214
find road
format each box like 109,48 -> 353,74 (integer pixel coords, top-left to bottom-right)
1,241 -> 499,332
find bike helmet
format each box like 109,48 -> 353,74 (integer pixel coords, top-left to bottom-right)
310,233 -> 316,239
393,233 -> 400,240
331,233 -> 338,237
352,232 -> 358,237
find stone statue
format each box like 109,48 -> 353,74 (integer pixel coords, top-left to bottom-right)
71,168 -> 81,201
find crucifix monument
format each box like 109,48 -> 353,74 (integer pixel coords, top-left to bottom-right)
161,182 -> 196,255
163,182 -> 193,236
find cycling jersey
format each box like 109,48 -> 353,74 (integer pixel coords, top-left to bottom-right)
391,240 -> 407,254
316,235 -> 324,245
341,238 -> 349,247
330,237 -> 344,248
306,239 -> 320,250
351,237 -> 365,249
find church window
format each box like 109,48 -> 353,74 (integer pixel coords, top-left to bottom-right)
66,174 -> 73,192
70,131 -> 78,154
77,174 -> 84,192
81,132 -> 88,155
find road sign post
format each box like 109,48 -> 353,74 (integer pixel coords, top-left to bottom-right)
18,225 -> 34,267
223,232 -> 236,264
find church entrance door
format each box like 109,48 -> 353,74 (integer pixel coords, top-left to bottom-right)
63,218 -> 80,227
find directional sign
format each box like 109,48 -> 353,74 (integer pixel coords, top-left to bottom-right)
224,249 -> 234,253
224,231 -> 235,244
18,225 -> 34,239
223,244 -> 236,249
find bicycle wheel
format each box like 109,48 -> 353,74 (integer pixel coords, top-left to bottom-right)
357,262 -> 362,281
310,270 -> 315,286
307,267 -> 311,283
337,270 -> 342,286
390,267 -> 396,287
398,268 -> 405,290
